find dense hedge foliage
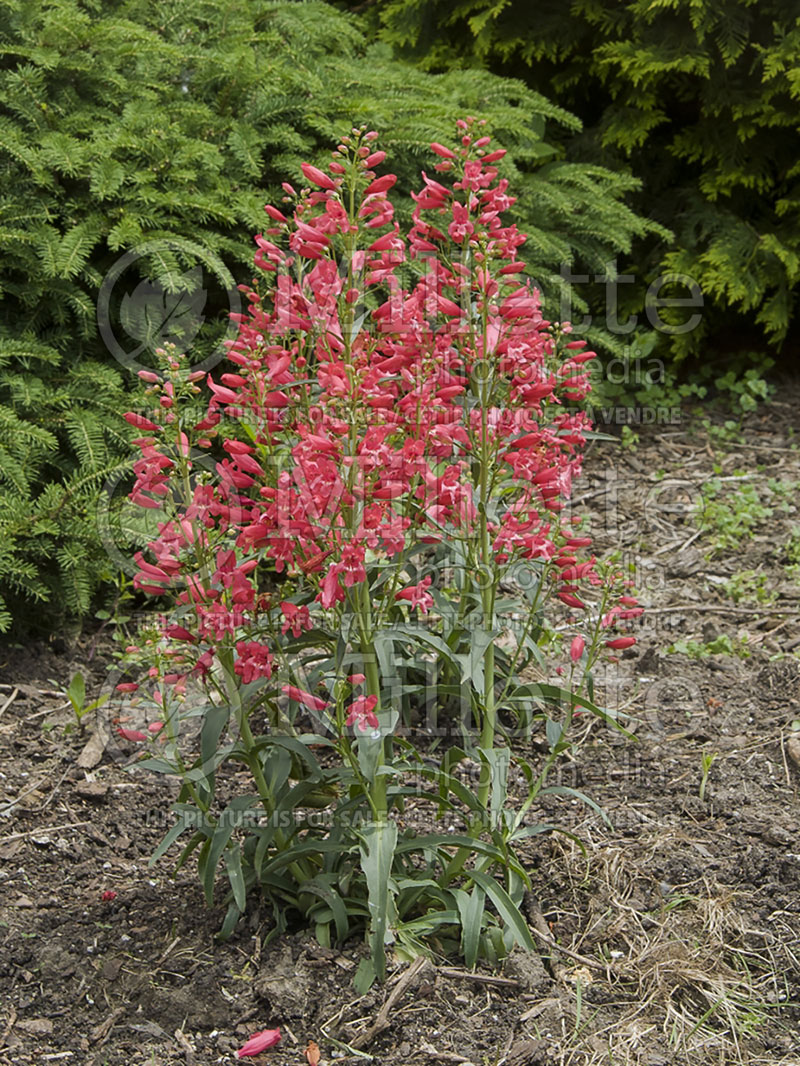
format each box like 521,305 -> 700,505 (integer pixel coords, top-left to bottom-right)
362,0 -> 800,365
0,0 -> 652,632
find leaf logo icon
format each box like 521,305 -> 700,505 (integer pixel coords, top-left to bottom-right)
120,265 -> 207,353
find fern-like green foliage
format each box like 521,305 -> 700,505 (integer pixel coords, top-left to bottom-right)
361,0 -> 800,365
0,0 -> 649,632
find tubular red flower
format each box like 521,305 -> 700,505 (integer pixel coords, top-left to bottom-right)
117,727 -> 148,742
365,174 -> 397,195
346,694 -> 379,732
235,641 -> 273,684
282,685 -> 327,712
280,601 -> 312,637
300,163 -> 335,190
395,576 -> 434,614
605,637 -> 637,650
124,412 -> 160,432
235,1029 -> 281,1059
558,592 -> 587,610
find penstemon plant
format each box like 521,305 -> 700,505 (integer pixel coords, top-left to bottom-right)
115,120 -> 640,986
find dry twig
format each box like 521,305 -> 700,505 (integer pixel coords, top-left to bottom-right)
351,956 -> 431,1049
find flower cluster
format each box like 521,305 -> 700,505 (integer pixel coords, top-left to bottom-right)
122,121 -> 637,737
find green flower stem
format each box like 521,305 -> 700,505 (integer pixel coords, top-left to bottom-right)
495,570 -> 546,712
217,653 -> 311,882
216,657 -> 277,821
163,696 -> 207,814
476,301 -> 497,805
357,579 -> 388,822
335,690 -> 380,822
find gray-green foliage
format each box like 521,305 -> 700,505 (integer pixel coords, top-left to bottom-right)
0,0 -> 650,631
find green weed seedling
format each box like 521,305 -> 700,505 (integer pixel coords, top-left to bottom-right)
713,367 -> 772,413
699,752 -> 717,802
718,570 -> 776,605
619,425 -> 640,451
668,634 -> 750,660
786,527 -> 800,566
697,478 -> 772,554
63,671 -> 109,732
700,417 -> 743,447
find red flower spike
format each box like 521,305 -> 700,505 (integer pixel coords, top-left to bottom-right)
122,124 -> 620,824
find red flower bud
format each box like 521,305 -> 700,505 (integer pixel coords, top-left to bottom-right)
300,163 -> 336,189
605,637 -> 637,650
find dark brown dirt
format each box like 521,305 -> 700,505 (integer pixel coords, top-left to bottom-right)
1,389 -> 800,1066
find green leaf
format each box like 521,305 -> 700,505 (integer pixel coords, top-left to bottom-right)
545,717 -> 564,751
540,785 -> 612,826
66,671 -> 85,712
389,623 -> 459,671
137,757 -> 179,775
359,820 -> 398,983
175,831 -> 207,873
202,796 -> 259,903
469,626 -> 498,694
89,158 -> 126,199
468,871 -> 535,952
226,841 -> 247,912
524,683 -> 636,739
302,877 -> 350,944
150,808 -> 202,865
395,832 -> 509,867
454,884 -> 485,969
479,746 -> 510,829
217,900 -> 243,942
200,704 -> 229,776
354,958 -> 376,995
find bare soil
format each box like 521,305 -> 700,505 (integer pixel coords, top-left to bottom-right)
1,387 -> 799,1066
